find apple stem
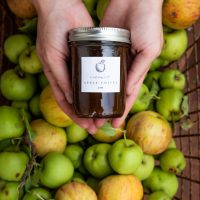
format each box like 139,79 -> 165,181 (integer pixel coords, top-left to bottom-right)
19,109 -> 38,192
123,131 -> 128,147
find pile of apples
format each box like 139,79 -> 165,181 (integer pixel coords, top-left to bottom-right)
0,0 -> 200,200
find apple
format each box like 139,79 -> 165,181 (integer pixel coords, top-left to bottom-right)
55,181 -> 97,200
0,151 -> 29,181
22,187 -> 52,200
156,89 -> 185,121
0,68 -> 37,101
159,69 -> 186,90
143,167 -> 179,198
159,149 -> 186,174
86,177 -> 100,193
66,123 -> 88,143
0,106 -> 25,140
162,0 -> 200,29
29,94 -> 42,117
130,84 -> 150,114
126,111 -> 172,155
92,122 -> 124,143
144,71 -> 162,90
37,72 -> 49,89
149,57 -> 165,71
83,0 -> 98,18
0,181 -> 20,200
108,139 -> 143,174
39,152 -> 74,188
6,0 -> 37,19
84,143 -> 113,178
31,119 -> 67,157
96,0 -> 109,20
19,45 -> 43,74
98,175 -> 143,200
4,34 -> 32,63
133,154 -> 155,181
160,29 -> 188,62
148,191 -> 171,200
64,144 -> 84,168
40,85 -> 73,127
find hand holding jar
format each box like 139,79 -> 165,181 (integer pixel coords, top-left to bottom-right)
32,0 -> 98,133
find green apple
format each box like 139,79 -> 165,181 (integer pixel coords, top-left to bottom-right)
39,152 -> 74,188
83,0 -> 98,18
156,89 -> 185,121
4,34 -> 32,63
149,57 -> 165,71
160,149 -> 186,174
64,144 -> 84,168
0,181 -> 20,200
108,139 -> 143,174
84,143 -> 113,178
11,101 -> 29,110
96,0 -> 109,20
66,123 -> 88,143
159,69 -> 186,90
37,72 -> 49,89
0,68 -> 37,101
0,106 -> 25,140
22,187 -> 52,200
133,154 -> 155,181
0,151 -> 29,181
130,84 -> 150,114
160,29 -> 188,62
86,177 -> 100,193
148,191 -> 171,200
29,94 -> 42,117
143,167 -> 179,198
19,45 -> 43,74
144,71 -> 162,89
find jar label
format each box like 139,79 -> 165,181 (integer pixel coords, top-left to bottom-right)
81,57 -> 120,93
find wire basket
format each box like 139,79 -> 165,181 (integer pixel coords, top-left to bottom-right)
0,1 -> 199,199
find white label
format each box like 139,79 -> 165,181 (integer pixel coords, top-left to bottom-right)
81,57 -> 120,93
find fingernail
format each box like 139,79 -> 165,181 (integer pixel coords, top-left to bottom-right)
65,93 -> 73,104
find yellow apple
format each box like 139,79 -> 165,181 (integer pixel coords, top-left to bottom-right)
126,111 -> 172,155
98,175 -> 143,200
40,85 -> 73,127
55,181 -> 97,200
162,0 -> 200,29
31,119 -> 67,157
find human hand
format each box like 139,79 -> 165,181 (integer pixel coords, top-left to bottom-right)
100,0 -> 164,128
33,0 -> 98,133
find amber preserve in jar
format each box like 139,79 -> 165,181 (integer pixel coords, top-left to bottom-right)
68,27 -> 130,118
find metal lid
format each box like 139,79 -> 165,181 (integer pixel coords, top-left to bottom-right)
68,27 -> 130,44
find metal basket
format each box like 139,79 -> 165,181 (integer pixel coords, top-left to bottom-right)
0,1 -> 199,199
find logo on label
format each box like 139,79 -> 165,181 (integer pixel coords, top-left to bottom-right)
95,59 -> 105,72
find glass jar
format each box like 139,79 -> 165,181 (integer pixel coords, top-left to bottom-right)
68,27 -> 130,118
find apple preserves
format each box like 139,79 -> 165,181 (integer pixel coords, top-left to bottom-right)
68,27 -> 130,118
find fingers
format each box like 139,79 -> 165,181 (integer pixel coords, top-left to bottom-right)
126,50 -> 158,96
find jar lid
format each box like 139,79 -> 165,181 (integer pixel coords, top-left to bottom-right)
68,27 -> 130,44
